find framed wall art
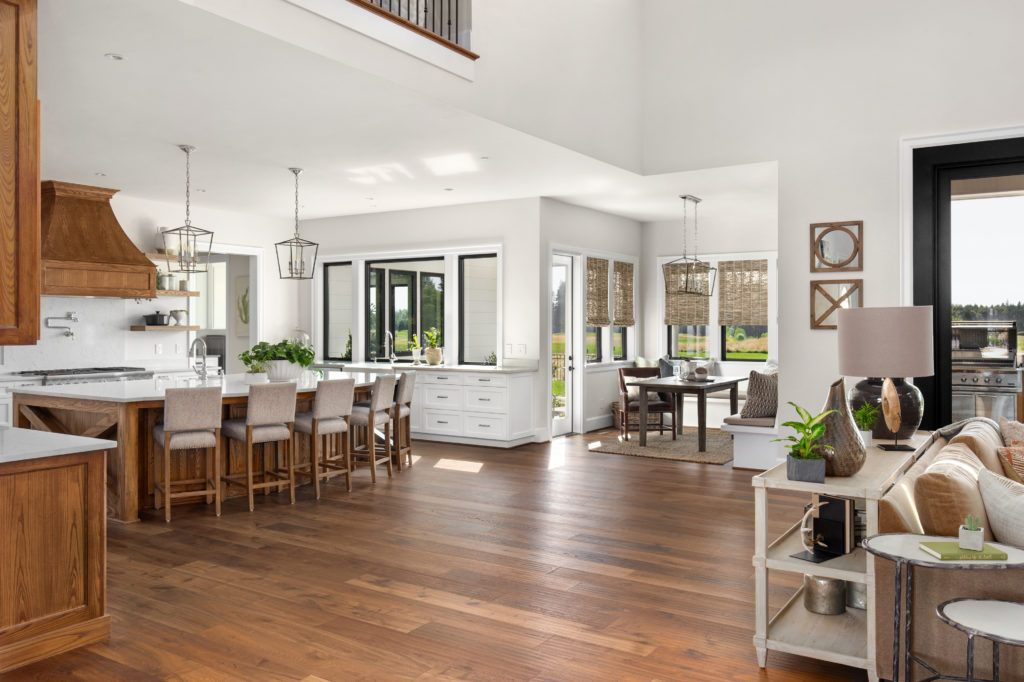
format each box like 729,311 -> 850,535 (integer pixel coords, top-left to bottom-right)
811,221 -> 863,272
811,279 -> 863,329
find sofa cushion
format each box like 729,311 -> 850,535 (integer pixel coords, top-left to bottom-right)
999,416 -> 1024,446
722,415 -> 775,428
878,437 -> 946,534
626,385 -> 661,402
740,370 -> 777,418
914,442 -> 993,540
996,446 -> 1024,483
634,356 -> 658,368
950,420 -> 1005,473
979,468 -> 1024,547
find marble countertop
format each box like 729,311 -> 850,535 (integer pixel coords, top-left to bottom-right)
9,371 -> 381,403
0,426 -> 116,464
322,362 -> 536,374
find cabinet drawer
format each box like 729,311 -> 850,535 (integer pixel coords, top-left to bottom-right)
422,410 -> 462,435
464,387 -> 507,413
424,386 -> 464,409
419,372 -> 464,386
0,399 -> 11,427
464,414 -> 507,439
464,373 -> 508,388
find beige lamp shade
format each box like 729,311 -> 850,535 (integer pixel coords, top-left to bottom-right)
837,306 -> 934,378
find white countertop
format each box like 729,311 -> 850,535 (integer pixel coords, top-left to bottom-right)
0,426 -> 116,464
324,362 -> 536,374
9,371 -> 381,403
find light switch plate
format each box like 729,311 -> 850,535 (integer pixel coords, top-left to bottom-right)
517,344 -> 526,356
154,343 -> 163,355
505,344 -> 513,355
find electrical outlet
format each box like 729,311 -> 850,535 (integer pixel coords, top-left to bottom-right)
154,343 -> 163,355
517,344 -> 526,356
174,343 -> 180,354
505,344 -> 513,356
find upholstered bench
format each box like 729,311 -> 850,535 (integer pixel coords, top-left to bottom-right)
721,414 -> 781,470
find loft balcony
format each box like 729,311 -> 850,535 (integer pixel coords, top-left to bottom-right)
346,0 -> 478,60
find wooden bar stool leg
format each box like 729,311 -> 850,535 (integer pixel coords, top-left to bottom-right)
393,408 -> 403,472
163,439 -> 172,523
311,423 -> 321,500
245,428 -> 255,512
287,428 -> 296,505
367,419 -> 377,484
153,437 -> 162,512
214,430 -> 221,517
344,430 -> 352,492
205,447 -> 214,505
384,421 -> 393,478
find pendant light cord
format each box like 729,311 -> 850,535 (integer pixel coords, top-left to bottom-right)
184,147 -> 191,227
294,169 -> 301,238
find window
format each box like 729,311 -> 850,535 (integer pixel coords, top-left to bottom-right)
365,267 -> 385,360
323,261 -> 353,360
364,258 -> 445,361
421,272 -> 444,346
721,325 -> 769,361
388,270 -> 416,356
666,325 -> 708,358
459,254 -> 498,364
612,326 -> 627,361
586,326 -> 602,363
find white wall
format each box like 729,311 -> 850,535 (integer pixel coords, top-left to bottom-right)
0,193 -> 294,373
640,0 -> 1024,415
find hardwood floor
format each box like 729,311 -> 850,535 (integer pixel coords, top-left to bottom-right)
9,430 -> 865,681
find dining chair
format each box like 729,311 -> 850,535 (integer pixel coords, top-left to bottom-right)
152,385 -> 223,522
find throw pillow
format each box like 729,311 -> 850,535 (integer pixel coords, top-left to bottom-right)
658,357 -> 676,378
978,468 -> 1024,547
950,420 -> 1005,474
625,385 -> 661,402
634,356 -> 658,368
914,442 -> 993,540
740,370 -> 777,418
996,446 -> 1024,483
999,416 -> 1024,446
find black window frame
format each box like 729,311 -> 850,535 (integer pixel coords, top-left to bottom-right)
611,326 -> 627,361
363,256 -> 445,362
720,324 -> 769,363
419,271 -> 445,349
665,324 -> 710,360
364,266 -> 386,361
458,253 -> 499,365
585,326 -> 603,364
388,269 -> 417,358
322,260 -> 354,361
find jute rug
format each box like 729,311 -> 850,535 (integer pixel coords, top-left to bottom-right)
588,427 -> 733,465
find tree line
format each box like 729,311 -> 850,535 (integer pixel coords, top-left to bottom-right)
952,302 -> 1024,330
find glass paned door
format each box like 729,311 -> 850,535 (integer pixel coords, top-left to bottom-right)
552,254 -> 573,436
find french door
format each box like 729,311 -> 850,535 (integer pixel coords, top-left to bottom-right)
551,254 -> 574,436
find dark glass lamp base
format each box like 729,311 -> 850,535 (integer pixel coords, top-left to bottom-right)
877,442 -> 916,452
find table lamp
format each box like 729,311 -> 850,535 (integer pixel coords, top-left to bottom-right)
837,306 -> 934,451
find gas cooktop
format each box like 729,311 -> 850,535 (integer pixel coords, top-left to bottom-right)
14,366 -> 148,376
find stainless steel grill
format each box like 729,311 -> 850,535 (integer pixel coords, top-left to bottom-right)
951,321 -> 1021,422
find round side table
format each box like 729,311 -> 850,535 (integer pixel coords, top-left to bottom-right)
862,533 -> 1024,682
937,599 -> 1024,682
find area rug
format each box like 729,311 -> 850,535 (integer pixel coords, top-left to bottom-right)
587,427 -> 733,464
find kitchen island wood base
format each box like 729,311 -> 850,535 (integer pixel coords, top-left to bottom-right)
0,445 -> 109,673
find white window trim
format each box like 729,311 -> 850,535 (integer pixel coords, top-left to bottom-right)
657,250 -> 779,369
312,243 -> 502,366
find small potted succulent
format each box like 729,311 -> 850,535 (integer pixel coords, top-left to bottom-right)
423,327 -> 443,366
410,333 -> 422,365
958,514 -> 984,551
774,402 -> 836,483
852,401 -> 880,447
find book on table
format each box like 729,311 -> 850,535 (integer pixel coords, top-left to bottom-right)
918,541 -> 1008,561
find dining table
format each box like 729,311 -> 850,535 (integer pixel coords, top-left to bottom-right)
628,375 -> 745,451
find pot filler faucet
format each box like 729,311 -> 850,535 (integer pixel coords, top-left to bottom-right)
189,337 -> 207,380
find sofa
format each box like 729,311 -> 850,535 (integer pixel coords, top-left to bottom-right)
875,417 -> 1024,681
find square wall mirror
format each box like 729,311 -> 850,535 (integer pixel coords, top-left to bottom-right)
811,279 -> 863,329
811,221 -> 863,272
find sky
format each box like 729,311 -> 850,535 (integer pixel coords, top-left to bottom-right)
950,195 -> 1024,305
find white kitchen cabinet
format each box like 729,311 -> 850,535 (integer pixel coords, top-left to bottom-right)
0,378 -> 44,427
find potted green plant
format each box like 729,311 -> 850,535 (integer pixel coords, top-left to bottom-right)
852,401 -> 880,447
774,402 -> 836,483
238,339 -> 316,382
423,327 -> 442,366
958,514 -> 984,551
410,333 -> 422,365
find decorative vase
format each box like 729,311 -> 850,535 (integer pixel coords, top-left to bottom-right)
859,429 -> 873,447
958,525 -> 984,551
804,575 -> 846,615
425,347 -> 442,366
819,377 -> 867,477
786,455 -> 826,483
170,311 -> 188,326
848,377 -> 923,441
411,348 -> 421,365
265,360 -> 302,382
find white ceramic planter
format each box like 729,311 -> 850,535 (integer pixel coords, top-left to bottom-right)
411,348 -> 421,365
859,430 -> 873,447
425,348 -> 443,366
958,525 -> 984,551
265,360 -> 301,382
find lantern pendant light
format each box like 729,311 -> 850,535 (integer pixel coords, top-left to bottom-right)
276,167 -> 318,280
663,194 -> 717,297
162,144 -> 213,273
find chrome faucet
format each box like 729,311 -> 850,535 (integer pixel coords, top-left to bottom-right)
189,337 -> 208,380
385,331 -> 396,364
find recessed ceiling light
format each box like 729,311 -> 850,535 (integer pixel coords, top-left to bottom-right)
195,188 -> 206,193
424,153 -> 477,177
94,172 -> 106,177
104,53 -> 124,61
480,156 -> 489,160
445,188 -> 454,192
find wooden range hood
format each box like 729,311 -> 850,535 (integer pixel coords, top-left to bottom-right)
40,181 -> 156,298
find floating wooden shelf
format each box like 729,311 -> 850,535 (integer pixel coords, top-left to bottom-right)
153,289 -> 199,297
130,325 -> 200,332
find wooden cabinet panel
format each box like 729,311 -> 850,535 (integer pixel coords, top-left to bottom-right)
0,0 -> 39,345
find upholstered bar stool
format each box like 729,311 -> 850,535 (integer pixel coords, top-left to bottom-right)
152,386 -> 223,522
221,382 -> 297,511
391,372 -> 416,470
293,378 -> 355,497
350,375 -> 397,483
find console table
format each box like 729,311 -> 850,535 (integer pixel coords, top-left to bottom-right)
752,434 -> 927,682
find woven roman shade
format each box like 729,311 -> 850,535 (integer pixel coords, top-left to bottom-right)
612,261 -> 635,327
719,259 -> 768,326
586,257 -> 610,327
664,262 -> 709,325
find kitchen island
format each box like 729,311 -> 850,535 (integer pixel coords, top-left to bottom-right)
12,372 -> 377,522
0,427 -> 115,673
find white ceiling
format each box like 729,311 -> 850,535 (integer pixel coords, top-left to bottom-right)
38,0 -> 776,225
